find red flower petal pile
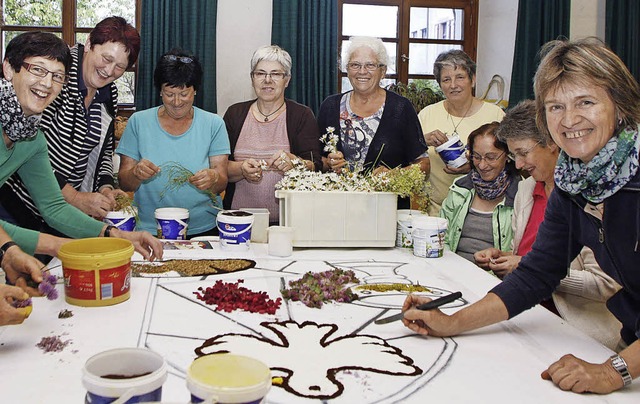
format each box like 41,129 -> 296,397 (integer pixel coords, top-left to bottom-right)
194,279 -> 281,315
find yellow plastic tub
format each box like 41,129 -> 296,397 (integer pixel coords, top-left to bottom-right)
57,238 -> 134,307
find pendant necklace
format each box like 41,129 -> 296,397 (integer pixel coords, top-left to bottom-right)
447,100 -> 473,137
256,100 -> 286,122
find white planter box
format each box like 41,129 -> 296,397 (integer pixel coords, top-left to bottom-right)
276,190 -> 398,247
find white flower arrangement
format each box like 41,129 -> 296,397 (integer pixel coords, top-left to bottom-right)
319,126 -> 339,153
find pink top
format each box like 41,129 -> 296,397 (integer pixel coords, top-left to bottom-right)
231,111 -> 290,223
516,181 -> 548,256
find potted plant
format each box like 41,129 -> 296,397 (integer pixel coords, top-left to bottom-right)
386,80 -> 444,112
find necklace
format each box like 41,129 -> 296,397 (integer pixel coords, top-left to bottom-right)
256,100 -> 286,122
447,100 -> 474,137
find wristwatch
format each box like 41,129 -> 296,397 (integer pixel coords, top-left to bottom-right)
610,354 -> 633,387
0,241 -> 18,267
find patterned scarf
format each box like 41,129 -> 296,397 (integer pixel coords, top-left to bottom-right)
0,78 -> 41,142
471,168 -> 512,201
554,126 -> 640,203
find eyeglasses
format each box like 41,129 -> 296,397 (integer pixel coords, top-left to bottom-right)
471,151 -> 505,163
163,55 -> 194,64
251,71 -> 287,81
21,62 -> 69,85
507,141 -> 542,161
346,62 -> 385,72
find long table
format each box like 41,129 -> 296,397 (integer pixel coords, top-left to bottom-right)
0,242 -> 637,403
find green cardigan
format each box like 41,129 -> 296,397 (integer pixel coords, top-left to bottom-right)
0,128 -> 104,254
439,172 -> 520,253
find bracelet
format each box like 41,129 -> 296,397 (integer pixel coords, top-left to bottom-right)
103,225 -> 116,238
610,354 -> 633,387
0,241 -> 18,267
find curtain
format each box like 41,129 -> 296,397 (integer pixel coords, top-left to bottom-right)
606,0 -> 640,82
136,0 -> 217,112
271,0 -> 338,115
508,0 -> 570,106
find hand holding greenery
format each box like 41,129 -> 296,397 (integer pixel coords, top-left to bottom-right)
159,161 -> 223,210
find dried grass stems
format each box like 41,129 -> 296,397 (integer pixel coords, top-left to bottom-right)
114,193 -> 139,223
159,161 -> 223,211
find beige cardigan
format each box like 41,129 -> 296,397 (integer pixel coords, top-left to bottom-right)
513,177 -> 622,350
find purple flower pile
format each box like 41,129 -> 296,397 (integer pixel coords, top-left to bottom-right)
281,268 -> 359,308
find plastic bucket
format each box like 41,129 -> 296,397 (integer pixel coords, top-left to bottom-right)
82,347 -> 168,404
104,207 -> 137,232
217,210 -> 254,250
58,238 -> 134,307
187,354 -> 271,404
396,210 -> 428,248
412,217 -> 448,258
155,207 -> 189,240
435,135 -> 468,168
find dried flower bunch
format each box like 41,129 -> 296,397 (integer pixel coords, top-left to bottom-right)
14,272 -> 59,310
281,268 -> 359,308
159,161 -> 222,210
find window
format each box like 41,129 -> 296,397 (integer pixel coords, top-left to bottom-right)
338,0 -> 478,92
1,0 -> 141,107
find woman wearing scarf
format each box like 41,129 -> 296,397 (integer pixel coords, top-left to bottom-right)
439,122 -> 520,262
0,33 -> 162,321
401,38 -> 640,394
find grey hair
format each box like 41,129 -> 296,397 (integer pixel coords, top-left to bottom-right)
433,49 -> 476,85
343,36 -> 389,70
496,99 -> 553,146
250,45 -> 292,76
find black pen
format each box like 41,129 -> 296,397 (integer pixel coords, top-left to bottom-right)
374,291 -> 462,325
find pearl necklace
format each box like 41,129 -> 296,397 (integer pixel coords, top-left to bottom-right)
256,100 -> 285,122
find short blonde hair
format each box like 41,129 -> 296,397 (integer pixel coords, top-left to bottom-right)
534,37 -> 640,138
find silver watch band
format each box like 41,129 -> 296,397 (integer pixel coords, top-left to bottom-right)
610,354 -> 633,387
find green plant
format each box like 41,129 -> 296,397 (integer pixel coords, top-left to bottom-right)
387,80 -> 445,112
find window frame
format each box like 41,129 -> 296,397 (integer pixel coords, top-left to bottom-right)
338,0 -> 478,90
1,0 -> 141,112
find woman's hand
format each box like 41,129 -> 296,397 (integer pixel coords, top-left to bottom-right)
474,247 -> 502,269
541,354 -> 625,393
133,159 -> 160,181
400,294 -> 456,337
325,151 -> 347,173
240,159 -> 264,183
443,162 -> 471,175
424,129 -> 449,147
109,227 -> 163,262
269,150 -> 296,173
1,244 -> 45,296
0,284 -> 32,326
489,255 -> 522,278
189,168 -> 220,191
99,187 -> 129,209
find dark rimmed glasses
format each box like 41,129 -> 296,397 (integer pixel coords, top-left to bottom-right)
163,55 -> 194,64
251,71 -> 287,81
22,63 -> 69,85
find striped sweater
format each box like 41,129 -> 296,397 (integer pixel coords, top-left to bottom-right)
0,44 -> 118,225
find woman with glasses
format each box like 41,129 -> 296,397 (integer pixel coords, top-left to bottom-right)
474,100 -> 622,350
223,45 -> 321,224
317,36 -> 429,208
402,38 -> 640,394
117,49 -> 230,237
439,121 -> 520,262
0,17 -> 139,243
0,31 -> 162,319
418,50 -> 505,216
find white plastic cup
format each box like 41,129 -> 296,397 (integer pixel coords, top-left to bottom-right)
435,135 -> 468,168
268,226 -> 293,257
396,209 -> 428,248
187,354 -> 271,404
82,347 -> 168,404
240,208 -> 269,243
104,207 -> 137,232
155,207 -> 189,240
217,210 -> 254,250
412,217 -> 448,258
